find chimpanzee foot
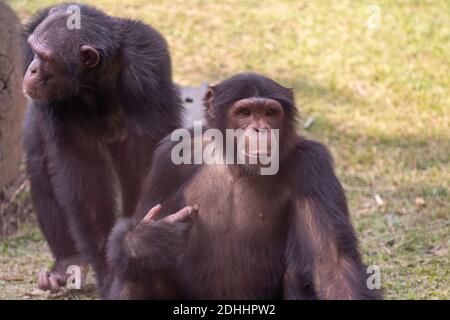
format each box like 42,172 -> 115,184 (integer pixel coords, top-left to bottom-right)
37,255 -> 89,292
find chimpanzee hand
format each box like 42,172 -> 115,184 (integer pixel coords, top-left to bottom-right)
37,255 -> 89,292
119,204 -> 199,270
140,204 -> 198,226
133,204 -> 198,242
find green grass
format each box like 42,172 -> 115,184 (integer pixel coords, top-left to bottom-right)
2,0 -> 449,299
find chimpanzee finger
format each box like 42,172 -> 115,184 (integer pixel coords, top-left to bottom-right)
164,205 -> 198,223
141,204 -> 163,224
48,275 -> 61,292
38,271 -> 50,291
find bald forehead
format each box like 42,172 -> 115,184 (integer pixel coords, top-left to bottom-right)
35,12 -> 69,32
30,11 -> 81,51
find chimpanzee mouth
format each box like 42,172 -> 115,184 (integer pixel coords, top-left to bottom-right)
241,150 -> 270,159
22,87 -> 38,100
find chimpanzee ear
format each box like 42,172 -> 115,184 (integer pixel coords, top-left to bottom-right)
205,87 -> 215,117
80,45 -> 100,68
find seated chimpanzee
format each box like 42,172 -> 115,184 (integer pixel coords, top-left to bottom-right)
104,73 -> 381,300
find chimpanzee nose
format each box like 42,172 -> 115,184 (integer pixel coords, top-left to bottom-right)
251,121 -> 269,132
30,67 -> 37,74
252,127 -> 269,133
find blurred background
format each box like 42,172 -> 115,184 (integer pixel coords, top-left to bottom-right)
0,0 -> 448,299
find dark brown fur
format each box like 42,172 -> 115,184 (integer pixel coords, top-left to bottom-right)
22,4 -> 182,291
104,73 -> 381,299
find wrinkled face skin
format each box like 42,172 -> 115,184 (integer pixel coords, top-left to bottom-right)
22,12 -> 100,103
205,74 -> 299,175
23,34 -> 77,102
227,97 -> 283,168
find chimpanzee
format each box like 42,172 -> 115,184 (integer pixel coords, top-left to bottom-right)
104,73 -> 381,299
22,3 -> 182,291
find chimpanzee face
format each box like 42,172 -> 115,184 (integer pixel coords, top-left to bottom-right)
227,97 -> 283,164
23,12 -> 100,103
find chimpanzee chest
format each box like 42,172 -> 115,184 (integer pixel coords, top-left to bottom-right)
180,165 -> 289,299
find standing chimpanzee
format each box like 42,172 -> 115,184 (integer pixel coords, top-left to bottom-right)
22,3 -> 182,292
104,73 -> 381,299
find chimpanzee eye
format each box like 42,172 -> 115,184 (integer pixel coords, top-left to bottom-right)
266,108 -> 277,116
239,108 -> 250,116
34,53 -> 46,63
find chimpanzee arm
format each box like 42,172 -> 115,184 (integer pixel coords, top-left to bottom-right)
107,135 -> 199,267
107,204 -> 195,275
44,128 -> 117,289
103,136 -> 199,298
134,134 -> 201,221
23,107 -> 79,266
284,139 -> 380,300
